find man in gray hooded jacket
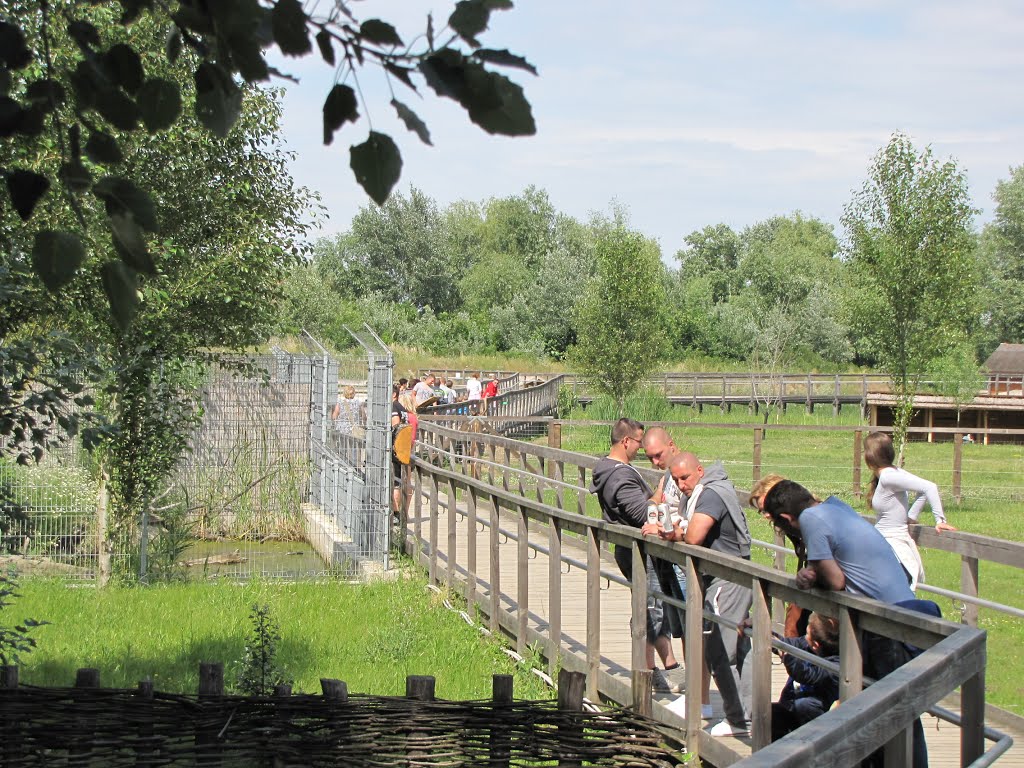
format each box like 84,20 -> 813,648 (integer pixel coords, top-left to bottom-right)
652,452 -> 753,737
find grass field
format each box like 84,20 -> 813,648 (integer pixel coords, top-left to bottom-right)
6,572 -> 554,701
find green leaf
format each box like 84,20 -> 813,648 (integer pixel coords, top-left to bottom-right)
473,48 -> 538,75
136,78 -> 181,132
166,29 -> 183,63
0,21 -> 32,70
110,211 -> 156,274
349,131 -> 402,206
271,0 -> 311,56
59,160 -> 93,193
420,49 -> 471,102
448,1 -> 489,47
93,86 -> 140,131
463,66 -> 535,136
94,176 -> 158,232
322,84 -> 358,145
194,62 -> 242,137
0,96 -> 22,136
359,19 -> 403,47
384,62 -> 417,91
32,230 -> 86,291
228,33 -> 270,82
315,29 -> 335,65
6,169 -> 50,221
67,20 -> 100,51
69,60 -> 103,110
102,43 -> 145,94
25,79 -> 66,109
391,99 -> 432,146
85,131 -> 123,165
101,260 -> 139,330
119,0 -> 153,24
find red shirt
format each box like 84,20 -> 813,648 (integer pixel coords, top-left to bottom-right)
483,380 -> 498,398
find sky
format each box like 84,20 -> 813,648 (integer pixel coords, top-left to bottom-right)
271,0 -> 1024,258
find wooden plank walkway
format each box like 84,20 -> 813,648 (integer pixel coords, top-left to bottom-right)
408,491 -> 1023,767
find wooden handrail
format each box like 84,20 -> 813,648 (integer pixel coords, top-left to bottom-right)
404,439 -> 990,767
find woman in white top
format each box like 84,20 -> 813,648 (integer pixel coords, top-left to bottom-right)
864,432 -> 957,590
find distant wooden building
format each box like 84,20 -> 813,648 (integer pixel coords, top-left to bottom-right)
868,343 -> 1024,443
985,342 -> 1024,395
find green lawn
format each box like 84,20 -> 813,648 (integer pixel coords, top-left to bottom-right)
7,573 -> 553,701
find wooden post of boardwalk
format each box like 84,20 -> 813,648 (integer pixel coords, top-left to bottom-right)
71,667 -> 100,767
197,662 -> 224,767
490,675 -> 514,768
557,669 -> 586,768
273,683 -> 292,768
630,540 -> 652,718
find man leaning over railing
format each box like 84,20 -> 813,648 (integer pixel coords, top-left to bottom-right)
761,480 -> 937,768
645,452 -> 754,738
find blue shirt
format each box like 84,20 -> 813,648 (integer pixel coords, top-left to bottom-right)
801,496 -> 915,604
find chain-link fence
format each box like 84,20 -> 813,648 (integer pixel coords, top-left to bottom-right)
2,330 -> 395,583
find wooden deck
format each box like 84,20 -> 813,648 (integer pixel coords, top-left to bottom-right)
407,494 -> 1023,767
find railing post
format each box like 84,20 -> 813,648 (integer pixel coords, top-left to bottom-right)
516,504 -> 529,657
853,428 -> 863,500
684,555 -> 705,752
961,667 -> 986,766
953,432 -> 963,503
586,527 -> 602,702
751,579 -> 772,751
197,662 -> 223,766
429,473 -> 439,585
833,373 -> 841,416
806,373 -> 813,413
752,428 -> 763,485
837,606 -> 863,701
960,555 -> 979,626
414,465 -> 423,560
445,478 -> 458,591
630,541 -> 651,714
3,666 -> 21,765
548,518 -> 562,677
489,497 -> 501,635
466,486 -> 478,608
548,420 -> 561,451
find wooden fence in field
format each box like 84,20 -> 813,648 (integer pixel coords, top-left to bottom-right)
406,420 -> 1022,768
0,664 -> 683,767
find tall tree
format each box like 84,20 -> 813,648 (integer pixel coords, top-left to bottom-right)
2,0 -> 535,323
976,165 -> 1024,354
842,133 -> 978,458
571,219 -> 667,414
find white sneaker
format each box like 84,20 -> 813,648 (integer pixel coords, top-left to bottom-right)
708,720 -> 750,737
664,696 -> 714,719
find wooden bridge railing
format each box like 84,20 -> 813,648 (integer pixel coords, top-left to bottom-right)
417,375 -> 563,433
407,420 -> 1003,767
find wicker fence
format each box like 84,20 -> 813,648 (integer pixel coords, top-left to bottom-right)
0,665 -> 684,767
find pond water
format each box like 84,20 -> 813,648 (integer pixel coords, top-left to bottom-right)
179,539 -> 327,580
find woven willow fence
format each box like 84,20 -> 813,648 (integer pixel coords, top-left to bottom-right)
0,667 -> 685,767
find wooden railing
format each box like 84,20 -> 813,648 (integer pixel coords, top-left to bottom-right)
406,420 -> 1010,767
417,375 -> 563,436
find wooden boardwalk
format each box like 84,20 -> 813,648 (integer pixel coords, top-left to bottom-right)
408,493 -> 1023,767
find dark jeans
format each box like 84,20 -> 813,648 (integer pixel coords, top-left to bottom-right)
861,600 -> 941,768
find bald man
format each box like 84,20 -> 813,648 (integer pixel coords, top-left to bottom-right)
656,452 -> 753,737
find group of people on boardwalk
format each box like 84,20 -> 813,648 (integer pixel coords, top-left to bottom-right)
591,417 -> 955,764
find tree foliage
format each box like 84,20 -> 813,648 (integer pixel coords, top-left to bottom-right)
1,0 -> 535,322
570,220 -> 667,414
841,133 -> 978,456
976,165 -> 1024,355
